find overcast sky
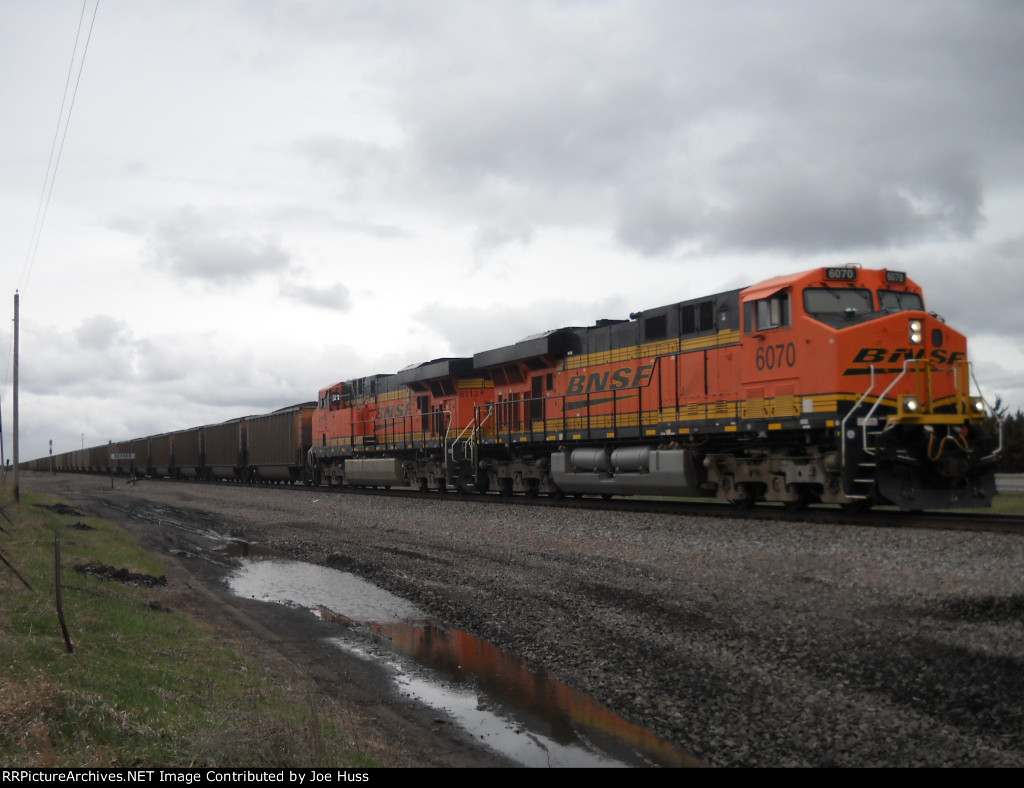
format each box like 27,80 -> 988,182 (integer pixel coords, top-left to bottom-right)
2,0 -> 1023,462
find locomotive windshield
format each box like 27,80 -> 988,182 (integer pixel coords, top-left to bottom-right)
803,285 -> 926,328
803,287 -> 873,319
879,290 -> 924,312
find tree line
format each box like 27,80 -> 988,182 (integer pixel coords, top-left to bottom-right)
987,398 -> 1024,473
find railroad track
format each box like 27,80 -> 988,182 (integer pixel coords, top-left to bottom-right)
107,471 -> 1024,535
34,470 -> 1024,535
377,487 -> 1024,534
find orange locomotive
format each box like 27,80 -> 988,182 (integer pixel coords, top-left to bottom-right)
311,359 -> 494,492
310,265 -> 1000,510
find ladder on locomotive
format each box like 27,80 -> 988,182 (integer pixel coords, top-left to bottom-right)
840,366 -> 883,502
445,406 -> 493,489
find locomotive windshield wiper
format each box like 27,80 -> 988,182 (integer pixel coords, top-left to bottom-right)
819,282 -> 842,301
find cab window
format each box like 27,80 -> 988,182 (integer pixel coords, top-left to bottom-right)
879,290 -> 924,312
745,291 -> 790,332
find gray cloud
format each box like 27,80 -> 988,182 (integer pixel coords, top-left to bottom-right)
913,235 -> 1024,339
292,1 -> 1022,258
75,315 -> 129,352
148,206 -> 291,283
411,296 -> 628,358
292,137 -> 405,204
706,155 -> 985,254
26,317 -> 138,397
471,219 -> 535,264
279,280 -> 352,311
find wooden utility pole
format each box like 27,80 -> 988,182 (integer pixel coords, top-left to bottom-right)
12,292 -> 19,502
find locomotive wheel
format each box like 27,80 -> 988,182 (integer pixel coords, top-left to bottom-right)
728,482 -> 758,508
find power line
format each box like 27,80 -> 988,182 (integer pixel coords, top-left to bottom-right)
18,0 -> 102,294
3,1 -> 100,470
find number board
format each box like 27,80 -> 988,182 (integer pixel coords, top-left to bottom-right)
824,267 -> 858,281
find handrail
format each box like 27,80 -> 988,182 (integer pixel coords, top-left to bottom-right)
863,357 -> 917,451
969,362 -> 1005,462
438,407 -> 453,445
840,364 -> 876,467
448,409 -> 478,465
475,403 -> 495,436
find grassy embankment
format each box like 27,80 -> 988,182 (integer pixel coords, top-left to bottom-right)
0,489 -> 382,768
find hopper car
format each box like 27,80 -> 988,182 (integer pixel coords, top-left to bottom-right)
34,406 -> 314,484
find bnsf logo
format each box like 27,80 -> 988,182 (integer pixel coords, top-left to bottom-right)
853,348 -> 966,365
566,364 -> 654,395
377,402 -> 412,418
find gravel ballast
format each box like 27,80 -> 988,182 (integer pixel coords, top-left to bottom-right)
29,475 -> 1024,767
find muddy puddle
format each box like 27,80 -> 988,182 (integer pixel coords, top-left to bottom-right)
227,556 -> 700,768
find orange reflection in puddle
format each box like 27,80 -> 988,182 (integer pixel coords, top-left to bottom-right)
364,619 -> 701,768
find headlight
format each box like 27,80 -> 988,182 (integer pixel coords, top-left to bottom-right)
909,319 -> 923,345
971,397 -> 986,414
902,396 -> 921,414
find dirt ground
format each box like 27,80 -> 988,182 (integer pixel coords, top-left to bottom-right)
19,472 -> 1024,768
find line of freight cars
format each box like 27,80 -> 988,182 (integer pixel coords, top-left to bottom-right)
31,404 -> 314,483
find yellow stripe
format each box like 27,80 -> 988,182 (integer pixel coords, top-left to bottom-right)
561,329 -> 740,370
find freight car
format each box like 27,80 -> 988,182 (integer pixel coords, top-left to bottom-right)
37,405 -> 314,485
245,404 -> 315,483
309,266 -> 1001,510
204,417 -> 247,481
